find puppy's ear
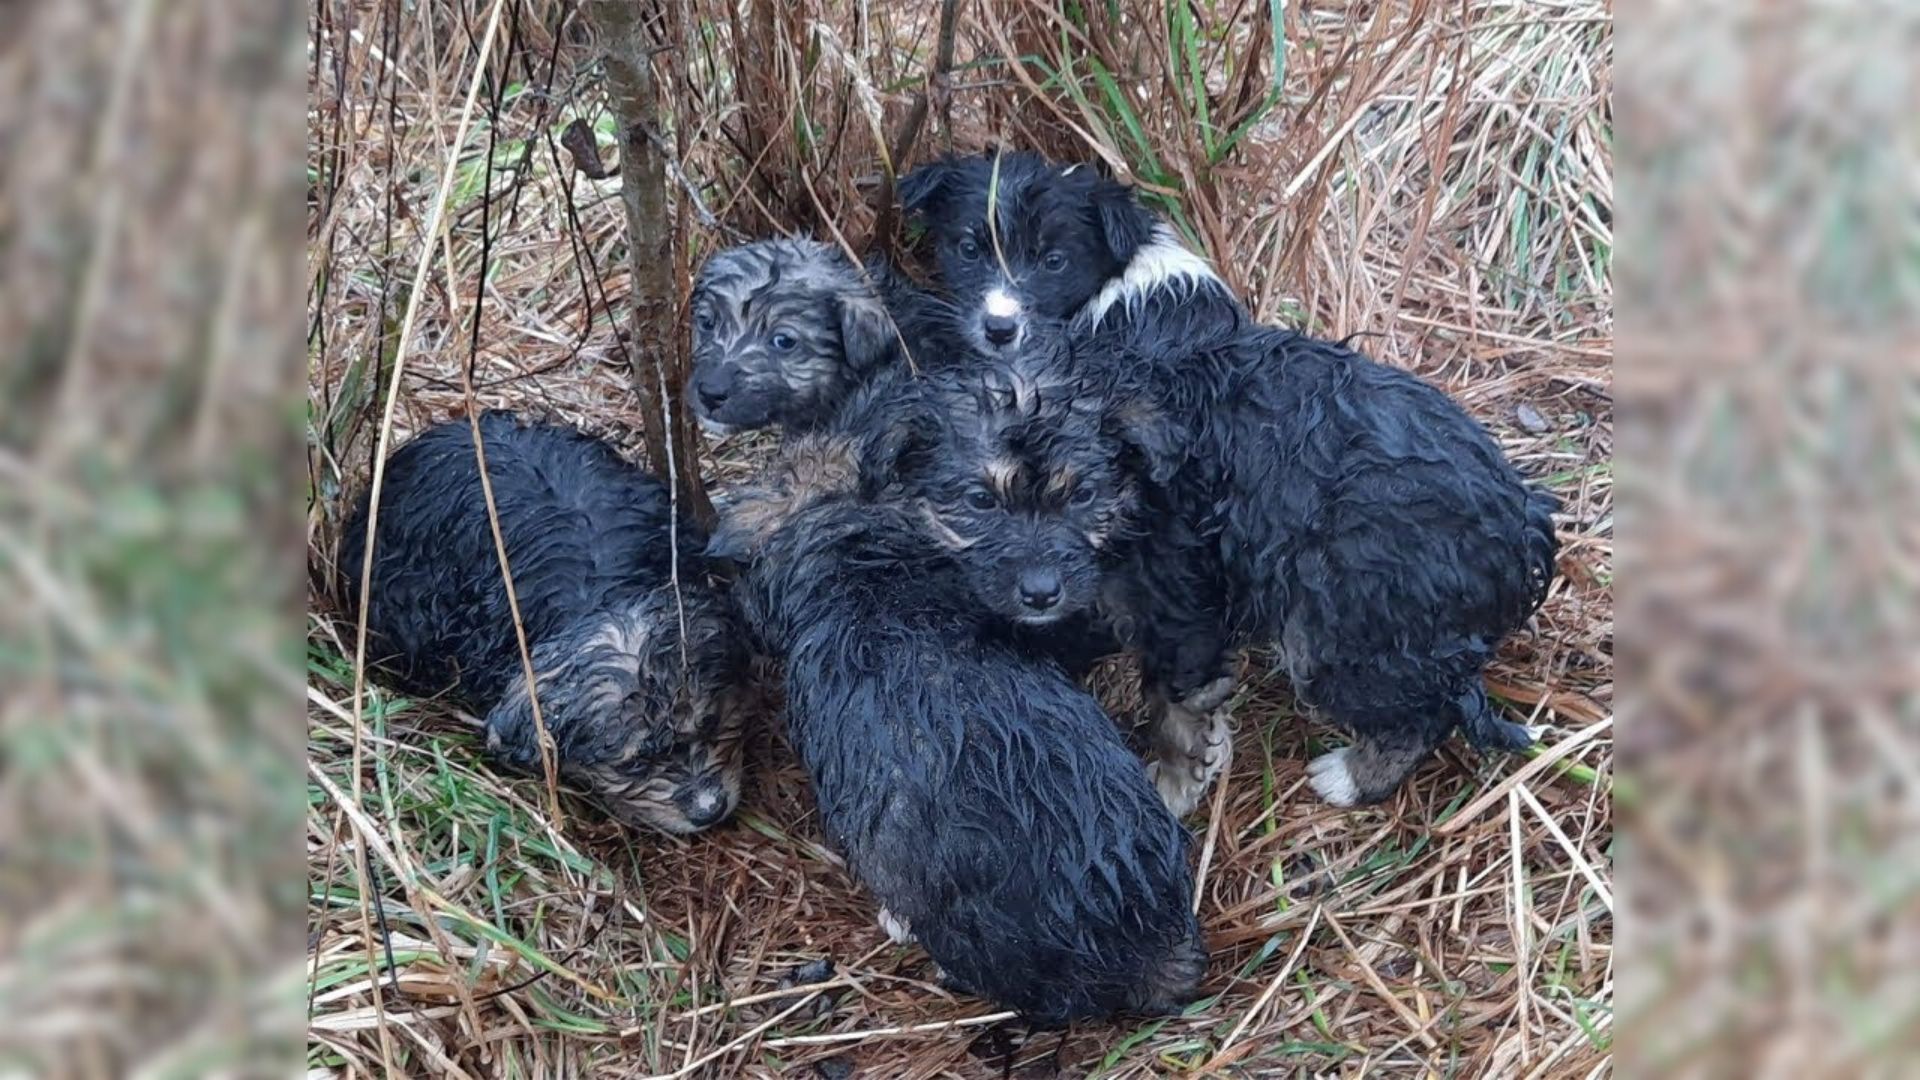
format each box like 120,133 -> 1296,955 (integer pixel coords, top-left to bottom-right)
899,159 -> 956,217
835,289 -> 897,373
854,405 -> 940,494
1105,397 -> 1183,486
1091,179 -> 1157,265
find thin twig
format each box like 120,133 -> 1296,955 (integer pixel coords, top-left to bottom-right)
874,0 -> 960,248
1434,717 -> 1612,835
1212,906 -> 1323,1057
757,1010 -> 1018,1049
342,1 -> 509,1063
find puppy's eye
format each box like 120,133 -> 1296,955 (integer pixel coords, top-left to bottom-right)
965,489 -> 997,510
694,307 -> 716,332
769,331 -> 798,352
1068,485 -> 1096,506
957,238 -> 981,261
1043,250 -> 1067,272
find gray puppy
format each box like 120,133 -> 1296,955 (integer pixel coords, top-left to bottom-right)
688,238 -> 960,435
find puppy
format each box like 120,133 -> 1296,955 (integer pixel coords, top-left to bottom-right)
711,433 -> 1205,1024
811,321 -> 1152,679
338,412 -> 755,834
902,151 -> 1561,812
688,237 -> 963,435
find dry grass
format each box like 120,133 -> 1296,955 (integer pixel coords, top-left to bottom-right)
305,1 -> 1612,1075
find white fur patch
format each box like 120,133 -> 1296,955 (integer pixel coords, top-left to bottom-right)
878,907 -> 914,945
984,287 -> 1022,319
687,787 -> 725,822
1306,748 -> 1360,808
1081,225 -> 1225,326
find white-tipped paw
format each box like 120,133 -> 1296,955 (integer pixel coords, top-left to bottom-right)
878,907 -> 914,945
1149,716 -> 1232,818
1148,757 -> 1209,818
1307,748 -> 1360,808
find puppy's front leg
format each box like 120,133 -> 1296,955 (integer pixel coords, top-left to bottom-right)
1141,654 -> 1238,818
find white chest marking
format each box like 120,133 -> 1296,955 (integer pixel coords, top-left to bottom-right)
1081,225 -> 1224,325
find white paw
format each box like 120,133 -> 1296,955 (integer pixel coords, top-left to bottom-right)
1148,747 -> 1225,818
1307,748 -> 1360,808
878,907 -> 914,945
1148,759 -> 1203,818
1523,723 -> 1549,743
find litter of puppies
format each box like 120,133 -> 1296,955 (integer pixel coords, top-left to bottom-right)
338,150 -> 1562,1024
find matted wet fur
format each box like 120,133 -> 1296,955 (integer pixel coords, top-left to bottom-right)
901,150 -> 1560,813
812,322 -> 1158,674
708,436 -> 1205,1024
338,413 -> 755,834
687,237 -> 963,434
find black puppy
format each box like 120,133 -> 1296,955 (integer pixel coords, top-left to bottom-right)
828,322 -> 1150,624
711,434 -> 1205,1024
901,151 -> 1560,811
339,413 -> 755,834
688,237 -> 964,435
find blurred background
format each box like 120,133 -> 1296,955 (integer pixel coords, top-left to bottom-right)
1616,1 -> 1920,1073
0,0 -> 1908,1075
0,0 -> 306,1074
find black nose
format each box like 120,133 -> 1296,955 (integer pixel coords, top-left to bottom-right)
982,314 -> 1019,347
694,367 -> 737,411
1017,568 -> 1062,610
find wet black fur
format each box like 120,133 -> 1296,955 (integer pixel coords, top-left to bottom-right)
899,152 -> 1152,356
817,323 -> 1152,642
338,413 -> 755,833
714,452 -> 1205,1023
902,151 -> 1561,802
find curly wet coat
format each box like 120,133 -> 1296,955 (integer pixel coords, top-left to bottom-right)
710,435 -> 1205,1024
339,413 -> 755,834
900,151 -> 1561,811
687,237 -> 964,434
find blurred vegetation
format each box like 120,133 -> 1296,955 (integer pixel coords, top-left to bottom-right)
0,0 -> 305,1073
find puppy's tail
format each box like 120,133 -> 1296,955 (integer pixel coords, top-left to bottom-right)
1522,485 -> 1561,615
1456,683 -> 1538,752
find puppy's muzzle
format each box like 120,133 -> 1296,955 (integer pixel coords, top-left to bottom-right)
692,365 -> 777,432
1017,567 -> 1063,613
980,287 -> 1026,352
672,773 -> 739,830
694,365 -> 740,415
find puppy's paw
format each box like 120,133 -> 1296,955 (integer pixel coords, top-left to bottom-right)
878,907 -> 914,945
1306,748 -> 1360,808
1184,674 -> 1238,714
1148,757 -> 1209,818
1149,715 -> 1233,818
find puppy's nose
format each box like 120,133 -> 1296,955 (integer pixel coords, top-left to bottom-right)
982,314 -> 1020,348
694,367 -> 737,411
678,784 -> 734,829
1017,568 -> 1063,611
